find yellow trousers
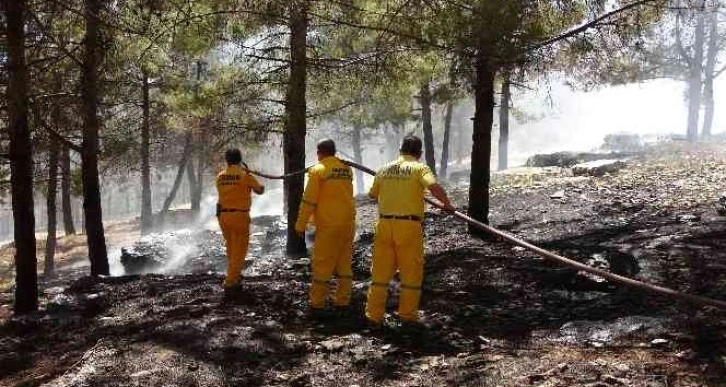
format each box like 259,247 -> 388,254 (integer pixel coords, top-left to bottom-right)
309,224 -> 354,308
218,212 -> 250,288
365,219 -> 424,323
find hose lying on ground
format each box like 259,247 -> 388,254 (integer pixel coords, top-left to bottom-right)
244,159 -> 726,310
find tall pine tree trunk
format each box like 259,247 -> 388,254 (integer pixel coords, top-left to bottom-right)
456,116 -> 465,166
686,10 -> 705,142
5,0 -> 38,313
468,50 -> 496,236
498,71 -> 511,171
140,72 -> 153,233
701,8 -> 717,138
45,140 -> 60,275
284,1 -> 308,255
440,100 -> 454,177
161,132 -> 192,214
420,82 -> 436,174
187,157 -> 197,205
193,150 -> 203,212
81,0 -> 109,275
351,125 -> 365,195
60,145 -> 76,235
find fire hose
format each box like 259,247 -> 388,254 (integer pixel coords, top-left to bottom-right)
243,161 -> 726,310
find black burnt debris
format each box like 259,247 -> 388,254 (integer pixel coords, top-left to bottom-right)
1,141 -> 726,386
119,215 -> 289,276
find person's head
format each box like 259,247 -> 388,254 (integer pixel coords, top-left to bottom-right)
399,134 -> 423,159
316,139 -> 336,160
225,148 -> 242,165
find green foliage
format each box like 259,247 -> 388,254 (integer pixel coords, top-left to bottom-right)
70,168 -> 84,197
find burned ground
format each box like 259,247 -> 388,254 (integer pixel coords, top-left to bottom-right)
1,142 -> 725,386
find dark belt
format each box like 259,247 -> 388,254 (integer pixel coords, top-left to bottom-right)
380,214 -> 421,222
217,203 -> 249,217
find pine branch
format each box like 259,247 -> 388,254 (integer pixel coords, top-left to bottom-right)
674,3 -> 693,68
28,11 -> 83,66
714,62 -> 726,78
44,126 -> 82,154
528,0 -> 665,52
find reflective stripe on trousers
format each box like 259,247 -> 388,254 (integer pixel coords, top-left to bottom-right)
365,218 -> 424,322
309,224 -> 355,308
219,212 -> 251,288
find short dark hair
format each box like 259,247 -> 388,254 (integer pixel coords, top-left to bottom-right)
399,134 -> 422,156
317,139 -> 336,156
225,148 -> 242,165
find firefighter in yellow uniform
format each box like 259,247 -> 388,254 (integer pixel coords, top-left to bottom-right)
365,135 -> 455,325
216,149 -> 264,292
295,139 -> 356,313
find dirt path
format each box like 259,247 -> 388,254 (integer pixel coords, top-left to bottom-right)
1,142 -> 725,386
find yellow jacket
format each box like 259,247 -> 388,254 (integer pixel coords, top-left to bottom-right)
216,165 -> 263,210
295,156 -> 355,231
369,155 -> 436,219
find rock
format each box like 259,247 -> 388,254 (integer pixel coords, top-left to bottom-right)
550,190 -> 565,199
676,214 -> 701,223
602,375 -> 629,385
43,286 -> 66,295
320,339 -> 345,352
601,133 -> 644,152
525,151 -> 635,168
289,374 -> 311,387
130,370 -> 154,378
716,193 -> 726,216
650,338 -> 668,346
572,160 -> 627,177
120,245 -> 165,275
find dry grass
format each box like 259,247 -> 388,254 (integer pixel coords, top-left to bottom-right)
0,219 -> 141,291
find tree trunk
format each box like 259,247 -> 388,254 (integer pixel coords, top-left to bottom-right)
193,150 -> 203,212
701,8 -> 717,138
420,82 -> 436,174
686,10 -> 705,142
5,0 -> 38,313
161,133 -> 192,213
45,140 -> 60,275
468,51 -> 496,236
351,125 -> 365,194
187,155 -> 199,210
498,71 -> 511,171
440,101 -> 454,177
81,0 -> 109,275
60,145 -> 76,235
140,72 -> 153,233
383,124 -> 401,160
456,115 -> 465,166
284,1 -> 308,256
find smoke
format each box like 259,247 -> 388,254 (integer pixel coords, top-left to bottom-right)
160,230 -> 200,273
499,77 -> 726,167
